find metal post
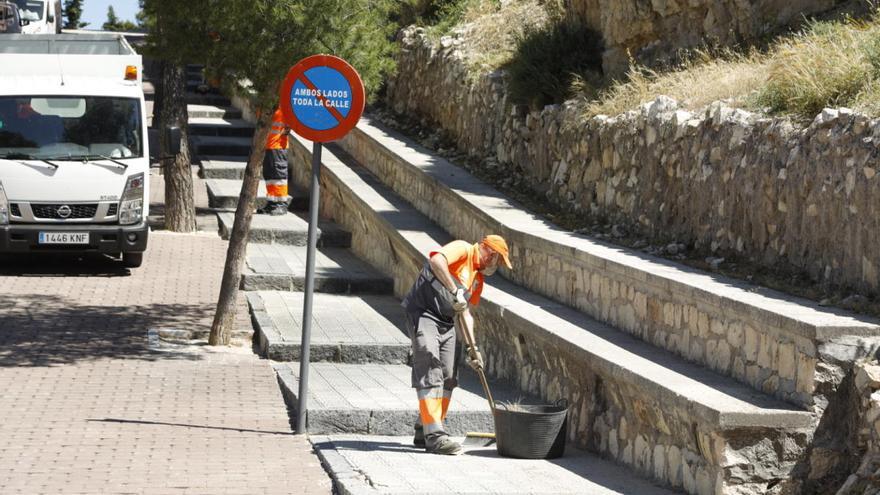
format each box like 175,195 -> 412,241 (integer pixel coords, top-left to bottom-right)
296,141 -> 322,434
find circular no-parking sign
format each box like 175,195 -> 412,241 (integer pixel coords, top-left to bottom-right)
279,55 -> 365,143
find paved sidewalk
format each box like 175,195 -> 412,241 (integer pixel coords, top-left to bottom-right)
313,435 -> 676,495
0,232 -> 332,494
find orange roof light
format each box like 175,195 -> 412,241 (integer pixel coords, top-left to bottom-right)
125,65 -> 138,81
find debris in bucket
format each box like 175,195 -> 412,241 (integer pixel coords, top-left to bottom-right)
497,397 -> 528,412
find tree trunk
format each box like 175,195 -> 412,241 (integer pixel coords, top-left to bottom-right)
161,63 -> 197,232
209,109 -> 273,345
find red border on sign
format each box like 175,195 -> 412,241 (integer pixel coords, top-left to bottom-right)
279,55 -> 365,143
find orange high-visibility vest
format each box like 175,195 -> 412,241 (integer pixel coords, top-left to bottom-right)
265,108 -> 289,150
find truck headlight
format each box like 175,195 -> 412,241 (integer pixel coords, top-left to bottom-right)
0,181 -> 8,225
119,173 -> 144,225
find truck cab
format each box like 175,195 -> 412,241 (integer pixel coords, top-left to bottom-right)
13,0 -> 59,34
0,2 -> 23,33
0,34 -> 151,268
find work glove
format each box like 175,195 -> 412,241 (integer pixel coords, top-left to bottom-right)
452,287 -> 468,313
467,345 -> 484,371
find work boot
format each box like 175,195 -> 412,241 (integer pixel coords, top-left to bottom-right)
413,423 -> 425,447
256,201 -> 288,216
426,435 -> 462,455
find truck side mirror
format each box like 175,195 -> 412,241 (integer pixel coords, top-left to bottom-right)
165,126 -> 182,156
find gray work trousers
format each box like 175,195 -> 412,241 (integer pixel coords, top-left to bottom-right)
407,313 -> 462,391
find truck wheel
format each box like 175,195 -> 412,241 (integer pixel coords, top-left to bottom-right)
122,252 -> 143,268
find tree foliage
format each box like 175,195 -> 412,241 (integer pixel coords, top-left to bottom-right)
102,5 -> 137,32
62,0 -> 87,29
147,0 -> 396,108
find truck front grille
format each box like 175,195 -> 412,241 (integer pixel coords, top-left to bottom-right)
32,204 -> 98,220
107,204 -> 118,216
10,203 -> 21,217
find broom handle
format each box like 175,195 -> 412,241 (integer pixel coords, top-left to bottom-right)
456,312 -> 495,412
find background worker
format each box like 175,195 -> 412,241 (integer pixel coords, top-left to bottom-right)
401,235 -> 513,455
256,107 -> 291,215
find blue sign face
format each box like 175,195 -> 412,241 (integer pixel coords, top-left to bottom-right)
289,66 -> 354,131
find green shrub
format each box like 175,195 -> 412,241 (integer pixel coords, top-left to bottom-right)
394,0 -> 482,34
504,21 -> 603,109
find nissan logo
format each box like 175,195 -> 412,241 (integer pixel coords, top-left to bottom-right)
57,205 -> 72,219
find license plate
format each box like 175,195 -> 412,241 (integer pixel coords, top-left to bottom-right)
38,232 -> 89,244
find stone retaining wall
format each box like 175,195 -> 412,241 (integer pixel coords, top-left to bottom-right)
386,26 -> 880,300
565,0 -> 862,75
287,136 -> 812,494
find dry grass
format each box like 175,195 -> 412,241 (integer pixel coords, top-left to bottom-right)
457,0 -> 551,74
757,18 -> 880,118
582,12 -> 880,119
580,50 -> 770,118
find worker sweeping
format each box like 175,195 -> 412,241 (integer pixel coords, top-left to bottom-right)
256,107 -> 291,215
401,235 -> 513,455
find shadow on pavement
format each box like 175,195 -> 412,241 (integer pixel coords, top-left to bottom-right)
0,293 -> 213,367
88,418 -> 294,436
0,253 -> 132,277
313,439 -> 423,454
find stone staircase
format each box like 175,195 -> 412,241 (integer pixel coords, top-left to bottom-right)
271,115 -> 880,495
190,88 -> 880,492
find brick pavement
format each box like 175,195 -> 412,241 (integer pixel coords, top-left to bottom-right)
0,200 -> 333,493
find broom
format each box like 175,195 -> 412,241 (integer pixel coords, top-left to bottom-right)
456,311 -> 497,447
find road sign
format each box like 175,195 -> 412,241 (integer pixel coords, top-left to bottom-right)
279,55 -> 365,143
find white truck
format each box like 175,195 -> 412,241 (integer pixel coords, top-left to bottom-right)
12,0 -> 60,34
0,34 -> 177,268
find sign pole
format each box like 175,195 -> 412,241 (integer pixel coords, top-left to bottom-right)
296,141 -> 322,434
279,54 -> 365,435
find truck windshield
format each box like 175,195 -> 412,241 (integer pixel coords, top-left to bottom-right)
12,0 -> 41,21
0,96 -> 142,160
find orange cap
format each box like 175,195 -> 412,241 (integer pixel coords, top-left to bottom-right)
481,234 -> 512,270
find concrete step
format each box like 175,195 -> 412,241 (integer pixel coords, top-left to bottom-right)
187,104 -> 242,120
206,178 -> 309,211
185,93 -> 231,106
191,135 -> 251,158
247,291 -> 409,362
218,211 -> 351,247
313,435 -> 677,495
205,178 -> 267,210
289,133 -> 815,494
188,118 -> 255,138
336,118 -> 880,410
242,243 -> 394,294
274,362 -> 523,436
199,157 -> 247,179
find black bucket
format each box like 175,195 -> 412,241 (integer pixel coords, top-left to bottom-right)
494,399 -> 568,459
